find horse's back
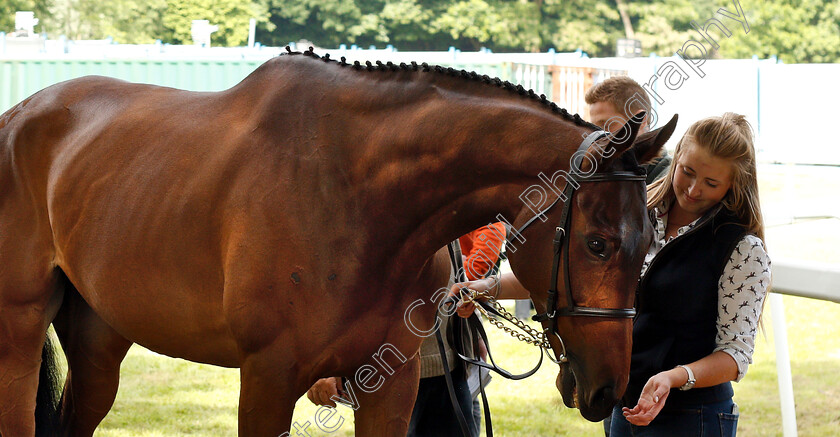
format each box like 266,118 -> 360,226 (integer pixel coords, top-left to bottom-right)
0,75 -> 234,252
0,75 -> 221,196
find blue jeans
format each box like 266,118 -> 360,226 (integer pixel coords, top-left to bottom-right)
609,399 -> 739,437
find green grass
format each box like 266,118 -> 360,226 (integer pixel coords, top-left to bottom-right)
80,293 -> 840,437
74,164 -> 840,435
736,295 -> 840,436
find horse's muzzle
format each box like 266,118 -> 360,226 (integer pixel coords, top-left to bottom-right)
584,384 -> 620,421
556,363 -> 621,422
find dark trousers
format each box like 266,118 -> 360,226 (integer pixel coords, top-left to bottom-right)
407,369 -> 478,437
609,399 -> 738,437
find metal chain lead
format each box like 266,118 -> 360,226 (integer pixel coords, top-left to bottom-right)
462,289 -> 551,348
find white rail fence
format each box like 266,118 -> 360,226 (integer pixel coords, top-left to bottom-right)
769,258 -> 840,437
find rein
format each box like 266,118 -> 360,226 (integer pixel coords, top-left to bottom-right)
437,130 -> 647,437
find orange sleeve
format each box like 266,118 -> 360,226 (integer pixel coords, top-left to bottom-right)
461,222 -> 507,280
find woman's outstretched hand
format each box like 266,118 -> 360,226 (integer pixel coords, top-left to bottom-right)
621,371 -> 675,426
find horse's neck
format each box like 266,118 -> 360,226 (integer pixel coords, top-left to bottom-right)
344,81 -> 590,282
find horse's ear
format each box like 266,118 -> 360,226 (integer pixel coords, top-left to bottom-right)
594,111 -> 646,170
633,114 -> 679,165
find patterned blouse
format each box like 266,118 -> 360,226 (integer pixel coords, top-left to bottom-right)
640,202 -> 771,381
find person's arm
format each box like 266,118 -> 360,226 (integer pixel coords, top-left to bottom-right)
713,235 -> 771,381
450,272 -> 531,318
462,223 -> 506,280
492,272 -> 531,299
452,272 -> 531,300
621,351 -> 738,425
623,235 -> 771,426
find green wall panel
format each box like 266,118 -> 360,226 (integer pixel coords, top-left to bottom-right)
0,58 -> 546,114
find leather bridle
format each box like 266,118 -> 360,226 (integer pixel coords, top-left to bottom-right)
507,130 -> 646,362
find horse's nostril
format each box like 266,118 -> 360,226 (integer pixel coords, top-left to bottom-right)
581,385 -> 621,421
594,385 -> 618,406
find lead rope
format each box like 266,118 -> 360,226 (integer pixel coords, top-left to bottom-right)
431,241 -> 475,437
438,239 -> 551,437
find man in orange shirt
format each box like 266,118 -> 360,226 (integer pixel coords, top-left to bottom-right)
460,223 -> 507,283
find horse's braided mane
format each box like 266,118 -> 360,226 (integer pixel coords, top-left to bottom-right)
281,45 -> 599,130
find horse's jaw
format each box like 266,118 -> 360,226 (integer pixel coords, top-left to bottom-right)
556,362 -> 578,409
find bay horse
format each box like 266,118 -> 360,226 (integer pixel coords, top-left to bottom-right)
0,48 -> 676,436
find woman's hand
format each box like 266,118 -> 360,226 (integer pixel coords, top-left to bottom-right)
624,354 -> 740,426
621,370 -> 680,426
306,377 -> 344,408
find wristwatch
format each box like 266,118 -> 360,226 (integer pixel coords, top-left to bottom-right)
677,365 -> 696,391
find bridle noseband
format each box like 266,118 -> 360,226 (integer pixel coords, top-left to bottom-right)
508,130 -> 646,362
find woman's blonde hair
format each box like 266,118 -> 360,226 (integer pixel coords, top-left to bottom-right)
647,112 -> 765,240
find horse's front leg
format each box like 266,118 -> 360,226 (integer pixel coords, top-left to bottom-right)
238,341 -> 304,437
353,353 -> 421,437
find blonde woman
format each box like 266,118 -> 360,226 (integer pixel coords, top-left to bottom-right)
456,113 -> 770,437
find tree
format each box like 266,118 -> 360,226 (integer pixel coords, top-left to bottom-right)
1,0 -> 51,35
376,0 -> 435,48
258,0 -> 383,48
432,0 -> 513,51
105,0 -> 169,43
539,0 -> 623,55
259,0 -> 541,52
6,0 -> 840,62
625,0 -> 703,57
34,0 -> 167,42
716,0 -> 840,63
163,0 -> 270,46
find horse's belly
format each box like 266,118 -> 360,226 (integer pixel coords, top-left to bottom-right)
75,278 -> 241,367
53,231 -> 244,366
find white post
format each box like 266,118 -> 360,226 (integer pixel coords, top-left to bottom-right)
191,20 -> 218,48
248,18 -> 256,48
770,292 -> 798,437
514,300 -> 530,320
14,11 -> 38,36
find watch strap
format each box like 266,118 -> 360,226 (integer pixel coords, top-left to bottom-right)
676,365 -> 696,391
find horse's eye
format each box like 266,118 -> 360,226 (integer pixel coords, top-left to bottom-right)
587,238 -> 606,255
